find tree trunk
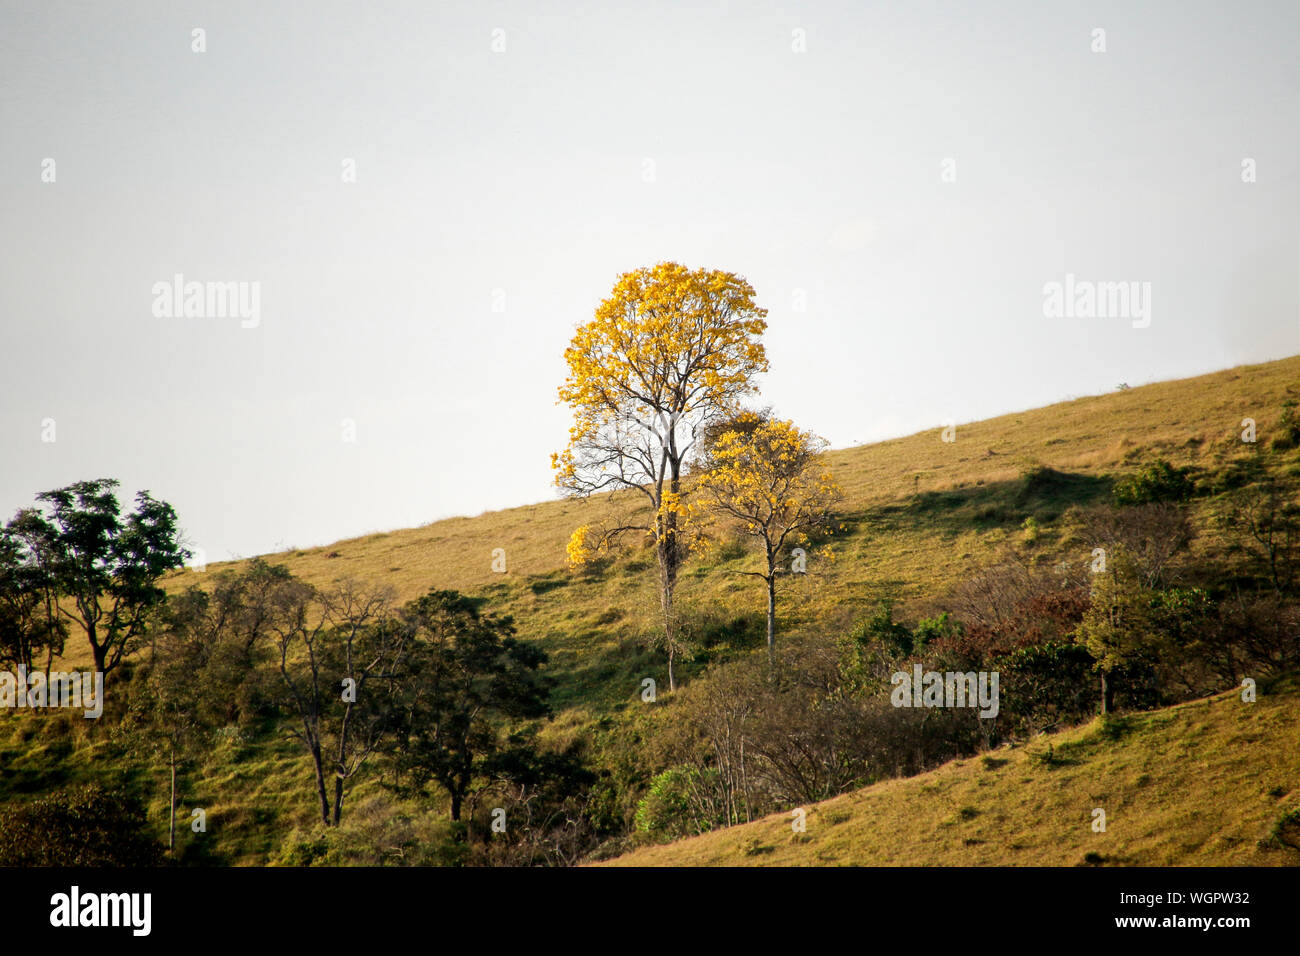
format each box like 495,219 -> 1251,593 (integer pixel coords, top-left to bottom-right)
1100,671 -> 1114,715
740,736 -> 750,823
168,747 -> 177,853
660,542 -> 678,693
84,616 -> 115,680
765,574 -> 777,674
309,743 -> 331,826
451,791 -> 462,822
332,773 -> 345,827
657,471 -> 682,692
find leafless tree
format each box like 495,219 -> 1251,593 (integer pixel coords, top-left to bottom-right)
264,573 -> 408,827
1223,478 -> 1300,594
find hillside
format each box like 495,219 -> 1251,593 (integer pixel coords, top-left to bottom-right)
5,352 -> 1298,865
600,674 -> 1300,866
172,353 -> 1300,724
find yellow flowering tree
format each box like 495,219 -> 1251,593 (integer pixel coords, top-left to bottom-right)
697,414 -> 842,669
553,262 -> 768,691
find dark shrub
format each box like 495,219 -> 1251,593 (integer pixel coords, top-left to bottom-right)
0,783 -> 163,866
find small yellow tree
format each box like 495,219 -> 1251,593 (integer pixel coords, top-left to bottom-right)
554,262 -> 768,691
697,414 -> 842,669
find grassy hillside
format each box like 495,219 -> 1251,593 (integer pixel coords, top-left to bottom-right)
601,673 -> 1300,867
173,353 -> 1300,722
5,353 -> 1298,865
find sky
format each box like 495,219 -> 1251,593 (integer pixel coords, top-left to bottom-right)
1,0 -> 1297,563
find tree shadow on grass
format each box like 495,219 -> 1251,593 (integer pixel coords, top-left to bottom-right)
861,468 -> 1114,538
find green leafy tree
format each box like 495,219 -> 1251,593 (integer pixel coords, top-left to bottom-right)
0,523 -> 66,674
387,590 -> 551,825
1075,548 -> 1160,714
119,606 -> 217,855
8,479 -> 188,678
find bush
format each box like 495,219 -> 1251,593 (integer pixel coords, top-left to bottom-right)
1270,401 -> 1300,452
274,794 -> 467,866
1264,806 -> 1300,850
0,783 -> 163,866
992,641 -> 1097,734
911,612 -> 962,652
1112,459 -> 1195,506
1021,516 -> 1042,543
634,766 -> 724,841
850,599 -> 915,656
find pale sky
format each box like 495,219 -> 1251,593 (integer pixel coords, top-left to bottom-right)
2,0 -> 1297,562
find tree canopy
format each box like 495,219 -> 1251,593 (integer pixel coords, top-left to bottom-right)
555,262 -> 768,690
696,412 -> 842,666
1,478 -> 188,678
